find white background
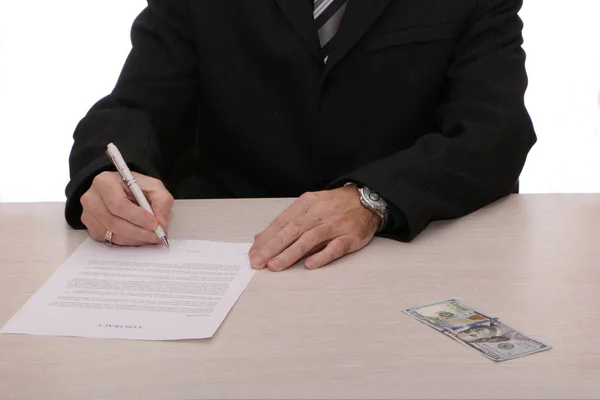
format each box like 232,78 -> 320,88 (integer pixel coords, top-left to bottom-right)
1,0 -> 599,202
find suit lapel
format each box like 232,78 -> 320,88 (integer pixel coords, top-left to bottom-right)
275,0 -> 323,65
323,0 -> 392,77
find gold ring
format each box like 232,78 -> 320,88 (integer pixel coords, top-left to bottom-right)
104,230 -> 114,247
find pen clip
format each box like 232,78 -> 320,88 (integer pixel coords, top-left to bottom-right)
105,143 -> 131,182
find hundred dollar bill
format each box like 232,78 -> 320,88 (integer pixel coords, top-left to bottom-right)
450,320 -> 552,362
404,299 -> 552,361
403,299 -> 495,332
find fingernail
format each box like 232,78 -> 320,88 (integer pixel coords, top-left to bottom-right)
268,259 -> 282,271
251,256 -> 265,269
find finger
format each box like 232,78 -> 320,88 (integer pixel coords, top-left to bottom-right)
110,232 -> 157,247
84,190 -> 162,244
146,188 -> 174,228
134,172 -> 165,191
266,224 -> 332,272
305,236 -> 358,270
250,215 -> 321,269
82,210 -> 149,247
96,179 -> 159,231
252,192 -> 317,249
129,174 -> 173,227
81,209 -> 106,242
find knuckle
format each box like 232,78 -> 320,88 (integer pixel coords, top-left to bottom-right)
311,224 -> 331,243
331,215 -> 346,228
299,191 -> 318,204
92,171 -> 112,187
315,226 -> 333,243
91,175 -> 102,188
294,241 -> 311,257
80,192 -> 91,209
303,230 -> 321,247
287,221 -> 303,238
324,222 -> 335,234
271,215 -> 286,228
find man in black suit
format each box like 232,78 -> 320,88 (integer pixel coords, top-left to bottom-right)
66,0 -> 536,271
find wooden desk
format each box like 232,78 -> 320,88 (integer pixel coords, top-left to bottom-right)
1,195 -> 600,399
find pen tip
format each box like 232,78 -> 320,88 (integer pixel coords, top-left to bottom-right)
161,237 -> 170,248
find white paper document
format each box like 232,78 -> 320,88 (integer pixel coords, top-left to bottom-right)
1,238 -> 255,340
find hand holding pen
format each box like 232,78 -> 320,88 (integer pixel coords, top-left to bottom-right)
78,143 -> 174,247
105,143 -> 170,247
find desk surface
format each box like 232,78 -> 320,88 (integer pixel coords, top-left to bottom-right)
1,195 -> 600,399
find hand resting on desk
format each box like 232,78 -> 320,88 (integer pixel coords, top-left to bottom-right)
249,186 -> 380,271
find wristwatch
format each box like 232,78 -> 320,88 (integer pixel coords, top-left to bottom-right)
345,182 -> 389,232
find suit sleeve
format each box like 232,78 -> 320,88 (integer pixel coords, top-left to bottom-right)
64,0 -> 198,229
332,0 -> 536,241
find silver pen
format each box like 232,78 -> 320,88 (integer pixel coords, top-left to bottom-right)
105,143 -> 170,248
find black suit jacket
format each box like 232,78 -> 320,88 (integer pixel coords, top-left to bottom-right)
66,0 -> 536,241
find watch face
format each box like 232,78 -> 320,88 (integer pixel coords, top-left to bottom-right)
364,187 -> 381,202
368,192 -> 380,202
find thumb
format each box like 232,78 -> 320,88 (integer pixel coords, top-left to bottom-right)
133,173 -> 174,228
148,189 -> 174,228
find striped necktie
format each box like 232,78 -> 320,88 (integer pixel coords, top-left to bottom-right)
314,0 -> 348,62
